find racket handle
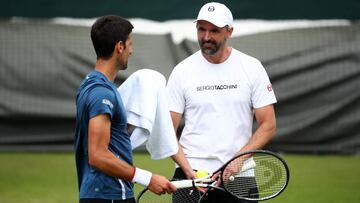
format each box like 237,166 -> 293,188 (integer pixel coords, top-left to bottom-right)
171,180 -> 194,189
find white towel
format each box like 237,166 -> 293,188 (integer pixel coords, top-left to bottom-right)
118,69 -> 178,160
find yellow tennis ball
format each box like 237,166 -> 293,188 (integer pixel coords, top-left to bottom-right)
196,169 -> 209,178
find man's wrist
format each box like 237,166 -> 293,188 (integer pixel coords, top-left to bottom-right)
131,167 -> 152,186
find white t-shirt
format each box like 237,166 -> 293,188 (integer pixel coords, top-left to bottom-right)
167,49 -> 277,173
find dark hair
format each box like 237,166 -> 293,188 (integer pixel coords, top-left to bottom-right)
91,15 -> 134,59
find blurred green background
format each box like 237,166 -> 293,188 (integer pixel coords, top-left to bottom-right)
0,152 -> 359,203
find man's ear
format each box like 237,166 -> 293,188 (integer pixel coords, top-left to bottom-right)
226,25 -> 234,34
115,41 -> 124,53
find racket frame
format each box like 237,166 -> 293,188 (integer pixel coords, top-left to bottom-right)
220,150 -> 290,201
136,150 -> 290,202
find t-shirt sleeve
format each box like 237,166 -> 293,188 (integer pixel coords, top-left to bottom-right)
251,61 -> 277,109
87,86 -> 116,119
166,67 -> 185,114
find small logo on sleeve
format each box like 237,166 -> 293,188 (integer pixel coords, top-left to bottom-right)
267,84 -> 273,92
102,99 -> 114,109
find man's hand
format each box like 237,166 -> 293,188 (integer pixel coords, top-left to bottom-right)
148,174 -> 177,195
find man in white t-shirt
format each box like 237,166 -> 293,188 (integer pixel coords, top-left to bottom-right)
167,2 -> 277,203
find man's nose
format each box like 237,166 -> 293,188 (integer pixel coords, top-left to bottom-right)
204,31 -> 211,41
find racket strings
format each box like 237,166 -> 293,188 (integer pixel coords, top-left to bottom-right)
137,187 -> 201,203
222,154 -> 288,200
173,187 -> 202,203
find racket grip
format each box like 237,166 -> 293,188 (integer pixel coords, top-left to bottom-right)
171,180 -> 194,189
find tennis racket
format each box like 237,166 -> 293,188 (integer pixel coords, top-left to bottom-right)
136,150 -> 289,203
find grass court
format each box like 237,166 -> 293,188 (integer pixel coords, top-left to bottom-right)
0,152 -> 359,203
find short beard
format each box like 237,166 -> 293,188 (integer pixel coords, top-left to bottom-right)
120,63 -> 128,70
199,40 -> 222,55
116,59 -> 128,70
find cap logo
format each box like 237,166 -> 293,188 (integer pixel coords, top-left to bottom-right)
208,6 -> 215,12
